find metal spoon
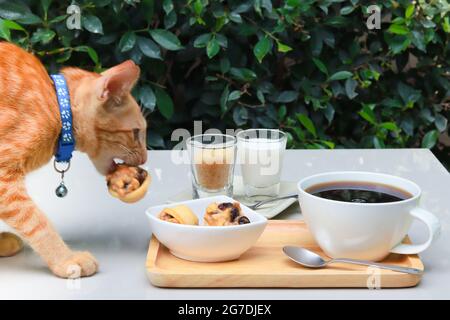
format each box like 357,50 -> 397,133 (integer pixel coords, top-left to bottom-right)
283,246 -> 423,275
247,194 -> 298,210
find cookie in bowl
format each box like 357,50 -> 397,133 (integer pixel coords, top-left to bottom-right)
204,202 -> 250,226
106,164 -> 150,203
159,205 -> 199,225
146,196 -> 267,262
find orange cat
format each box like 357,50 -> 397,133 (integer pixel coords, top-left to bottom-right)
0,42 -> 147,278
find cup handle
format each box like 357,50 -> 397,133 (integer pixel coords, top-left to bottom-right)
390,207 -> 441,255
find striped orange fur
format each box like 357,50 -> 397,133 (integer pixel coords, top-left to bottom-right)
0,42 -> 147,278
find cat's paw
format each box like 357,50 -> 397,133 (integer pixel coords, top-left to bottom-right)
51,251 -> 98,278
0,232 -> 23,257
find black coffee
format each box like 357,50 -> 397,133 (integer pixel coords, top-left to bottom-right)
306,181 -> 412,203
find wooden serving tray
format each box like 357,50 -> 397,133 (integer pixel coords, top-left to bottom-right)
146,220 -> 423,288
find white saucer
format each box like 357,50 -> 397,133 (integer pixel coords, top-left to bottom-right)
166,176 -> 299,219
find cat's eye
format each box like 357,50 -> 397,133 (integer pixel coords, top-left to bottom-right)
133,128 -> 140,142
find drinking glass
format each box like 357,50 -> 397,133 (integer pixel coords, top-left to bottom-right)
187,134 -> 237,199
237,129 -> 287,199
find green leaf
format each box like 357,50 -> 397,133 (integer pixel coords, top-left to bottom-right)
358,104 -> 377,125
48,14 -> 66,25
421,130 -> 438,149
435,114 -> 448,132
228,90 -> 241,101
163,0 -> 174,14
0,19 -> 10,41
119,31 -> 136,52
164,10 -> 177,29
220,84 -> 229,114
193,0 -> 203,15
139,85 -> 156,111
229,67 -> 257,82
324,16 -> 350,28
149,29 -> 183,50
74,46 -> 99,65
390,38 -> 411,54
42,0 -> 52,15
388,24 -> 409,35
320,140 -> 335,149
233,2 -> 253,14
405,4 -> 414,19
229,12 -> 242,23
340,6 -> 354,15
215,33 -> 228,48
17,13 -> 42,25
220,58 -> 230,73
56,50 -> 72,64
0,2 -> 29,20
297,114 -> 317,138
401,118 -> 414,136
310,29 -> 323,56
137,36 -> 162,60
278,105 -> 287,120
1,19 -> 24,31
443,17 -> 450,33
193,33 -> 211,48
276,91 -> 298,103
154,87 -> 174,119
256,90 -> 265,104
253,36 -> 272,63
233,106 -> 248,126
398,82 -> 421,104
82,15 -> 103,34
328,71 -> 352,81
373,136 -> 385,149
344,78 -> 358,99
30,28 -> 56,45
324,104 -> 335,124
276,41 -> 292,53
380,122 -> 398,131
206,37 -> 220,58
411,31 -> 426,52
261,0 -> 272,13
312,58 -> 328,75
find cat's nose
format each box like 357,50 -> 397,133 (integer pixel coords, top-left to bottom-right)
139,151 -> 148,165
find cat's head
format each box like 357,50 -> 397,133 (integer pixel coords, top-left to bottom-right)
66,60 -> 147,175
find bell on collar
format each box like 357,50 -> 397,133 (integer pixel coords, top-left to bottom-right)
55,182 -> 68,198
54,160 -> 70,198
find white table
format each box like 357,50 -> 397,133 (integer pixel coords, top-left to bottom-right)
0,149 -> 449,300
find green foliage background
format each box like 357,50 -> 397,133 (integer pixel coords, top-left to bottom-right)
0,0 -> 449,165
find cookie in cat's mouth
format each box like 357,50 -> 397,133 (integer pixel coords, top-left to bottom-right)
108,157 -> 146,174
107,159 -> 122,174
106,162 -> 151,203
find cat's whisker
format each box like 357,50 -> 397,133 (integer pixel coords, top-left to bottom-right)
118,144 -> 143,165
118,144 -> 133,155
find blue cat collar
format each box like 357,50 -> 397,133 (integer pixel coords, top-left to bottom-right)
50,74 -> 75,163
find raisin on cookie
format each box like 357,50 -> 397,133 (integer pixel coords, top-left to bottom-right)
204,202 -> 251,226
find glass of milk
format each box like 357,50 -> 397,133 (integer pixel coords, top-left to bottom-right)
237,129 -> 287,199
187,134 -> 237,199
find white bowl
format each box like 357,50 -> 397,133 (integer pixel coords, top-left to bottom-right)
146,196 -> 268,262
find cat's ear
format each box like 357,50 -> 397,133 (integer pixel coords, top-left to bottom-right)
97,60 -> 140,102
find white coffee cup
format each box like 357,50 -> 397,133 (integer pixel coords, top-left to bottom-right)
297,171 -> 441,261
